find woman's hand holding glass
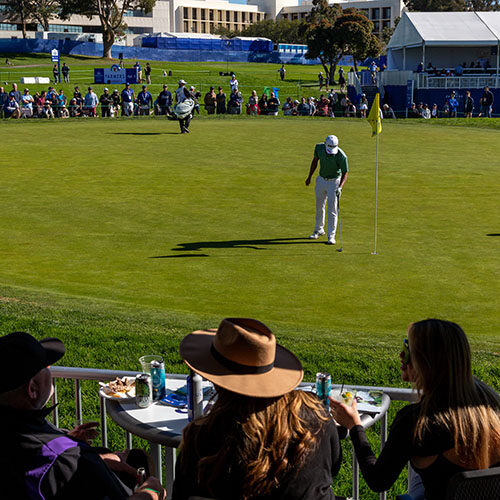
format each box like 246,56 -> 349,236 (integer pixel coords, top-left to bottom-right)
329,396 -> 362,430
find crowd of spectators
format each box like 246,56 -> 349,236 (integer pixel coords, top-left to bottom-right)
417,60 -> 494,76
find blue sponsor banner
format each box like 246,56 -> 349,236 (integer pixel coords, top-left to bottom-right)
94,65 -> 139,84
406,79 -> 414,108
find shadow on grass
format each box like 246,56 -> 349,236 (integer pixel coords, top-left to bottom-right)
150,237 -> 319,258
486,233 -> 500,236
110,132 -> 177,136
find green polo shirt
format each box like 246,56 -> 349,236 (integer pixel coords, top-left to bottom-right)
314,143 -> 349,179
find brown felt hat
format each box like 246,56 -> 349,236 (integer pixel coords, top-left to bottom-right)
179,318 -> 303,398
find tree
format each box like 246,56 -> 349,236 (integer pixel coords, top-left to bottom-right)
4,0 -> 31,38
335,11 -> 381,72
466,0 -> 499,9
29,0 -> 60,31
59,0 -> 156,58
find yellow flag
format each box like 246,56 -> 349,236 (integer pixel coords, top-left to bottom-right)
367,93 -> 382,137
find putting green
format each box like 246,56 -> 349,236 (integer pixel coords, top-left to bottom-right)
1,116 -> 499,343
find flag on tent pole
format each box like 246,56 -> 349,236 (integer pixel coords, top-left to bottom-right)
367,93 -> 382,137
367,93 -> 382,255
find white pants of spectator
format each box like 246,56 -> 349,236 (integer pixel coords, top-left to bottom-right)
122,102 -> 133,116
21,107 -> 33,118
314,175 -> 339,238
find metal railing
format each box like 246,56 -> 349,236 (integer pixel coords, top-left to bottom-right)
50,366 -> 417,500
416,73 -> 500,89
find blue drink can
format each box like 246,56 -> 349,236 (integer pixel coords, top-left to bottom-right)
315,372 -> 332,406
150,359 -> 166,401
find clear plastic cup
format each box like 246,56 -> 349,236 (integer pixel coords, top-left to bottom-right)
139,355 -> 163,373
330,388 -> 356,406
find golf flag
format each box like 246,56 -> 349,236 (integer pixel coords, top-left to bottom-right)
367,93 -> 382,137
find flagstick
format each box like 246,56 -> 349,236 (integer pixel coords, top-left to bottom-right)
372,125 -> 379,255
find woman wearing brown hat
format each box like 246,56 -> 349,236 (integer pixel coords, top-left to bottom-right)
172,318 -> 342,500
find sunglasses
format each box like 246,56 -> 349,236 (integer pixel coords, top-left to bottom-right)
401,338 -> 410,365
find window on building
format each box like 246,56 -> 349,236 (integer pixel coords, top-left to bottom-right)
184,21 -> 189,31
0,23 -> 17,30
233,11 -> 238,22
226,23 -> 230,29
218,11 -> 222,21
184,7 -> 189,19
192,8 -> 197,19
201,22 -> 206,32
282,13 -> 288,19
242,12 -> 245,22
371,8 -> 380,19
226,11 -> 230,21
292,13 -> 298,20
382,7 -> 391,19
47,24 -> 83,33
372,21 -> 380,31
192,21 -> 198,31
382,19 -> 390,29
209,10 -> 214,20
201,9 -> 206,20
256,13 -> 260,21
249,12 -> 253,21
360,8 -> 369,17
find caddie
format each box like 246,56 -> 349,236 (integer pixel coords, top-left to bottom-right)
305,135 -> 348,245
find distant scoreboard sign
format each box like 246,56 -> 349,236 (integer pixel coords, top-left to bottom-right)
94,65 -> 139,85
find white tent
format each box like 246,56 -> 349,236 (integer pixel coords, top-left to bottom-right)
387,12 -> 500,74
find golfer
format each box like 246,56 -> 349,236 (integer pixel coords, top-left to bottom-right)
305,135 -> 348,245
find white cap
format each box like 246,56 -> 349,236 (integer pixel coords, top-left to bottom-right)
104,87 -> 108,91
325,135 -> 339,155
189,86 -> 195,90
178,79 -> 186,85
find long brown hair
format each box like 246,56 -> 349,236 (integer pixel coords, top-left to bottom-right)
180,388 -> 329,499
408,319 -> 500,468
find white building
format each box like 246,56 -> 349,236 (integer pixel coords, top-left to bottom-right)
0,0 -> 404,40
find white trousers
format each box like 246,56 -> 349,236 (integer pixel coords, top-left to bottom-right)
314,176 -> 339,238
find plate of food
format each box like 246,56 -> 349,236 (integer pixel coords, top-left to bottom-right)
99,377 -> 136,400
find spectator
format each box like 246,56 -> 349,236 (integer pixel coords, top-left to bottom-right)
331,318 -> 500,500
416,61 -> 424,73
52,63 -> 59,83
442,100 -> 450,118
247,90 -> 259,115
359,94 -> 368,118
339,94 -> 347,116
157,84 -> 173,116
228,87 -> 242,115
449,92 -> 458,118
68,97 -> 82,118
431,104 -> 438,118
421,103 -> 431,119
229,75 -> 239,93
345,98 -> 356,117
479,86 -> 494,117
318,71 -> 324,90
189,86 -> 201,115
56,89 -> 67,117
35,91 -> 45,117
172,318 -> 342,500
416,102 -> 424,117
3,94 -> 20,119
72,86 -> 83,114
59,103 -> 69,118
84,87 -> 98,117
111,89 -> 121,117
338,68 -> 346,93
455,63 -> 463,76
0,332 -> 166,500
215,86 -> 226,114
292,99 -> 299,115
0,86 -> 7,118
308,97 -> 316,116
279,63 -> 286,81
282,96 -> 293,116
267,91 -> 280,116
370,61 -> 378,84
258,93 -> 268,115
20,88 -> 34,118
144,62 -> 152,84
382,103 -> 396,119
408,103 -> 421,118
100,88 -> 113,117
61,62 -> 70,83
297,97 -> 310,116
121,83 -> 134,116
316,94 -> 329,116
10,83 -> 21,103
203,86 -> 216,115
134,61 -> 142,82
464,90 -> 474,118
137,85 -> 153,116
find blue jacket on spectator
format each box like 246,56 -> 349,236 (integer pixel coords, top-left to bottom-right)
121,88 -> 134,103
137,90 -> 152,108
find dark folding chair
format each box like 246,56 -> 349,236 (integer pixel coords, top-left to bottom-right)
446,466 -> 500,500
395,466 -> 500,500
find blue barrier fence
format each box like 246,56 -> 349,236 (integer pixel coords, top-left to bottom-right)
0,39 -> 321,65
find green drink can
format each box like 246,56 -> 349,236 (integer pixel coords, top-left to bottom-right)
135,373 -> 152,408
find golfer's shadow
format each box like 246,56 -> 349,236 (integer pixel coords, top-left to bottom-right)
150,238 -> 312,258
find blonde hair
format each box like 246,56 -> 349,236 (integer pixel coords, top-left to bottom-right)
180,389 -> 328,499
408,319 -> 500,468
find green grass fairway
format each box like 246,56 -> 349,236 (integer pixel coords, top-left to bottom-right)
1,116 -> 499,499
2,116 -> 499,342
